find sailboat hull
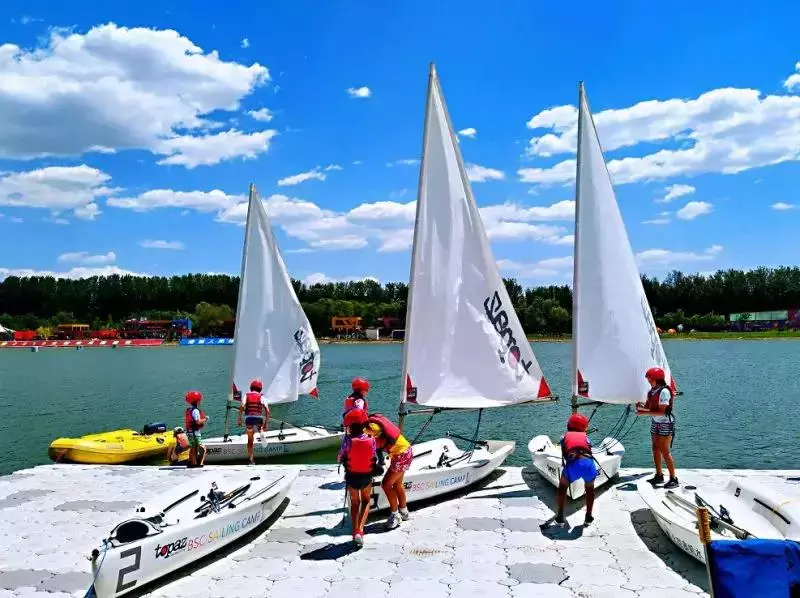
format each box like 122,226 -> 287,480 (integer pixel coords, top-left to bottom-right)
528,435 -> 624,499
636,477 -> 800,563
369,438 -> 514,511
203,425 -> 344,463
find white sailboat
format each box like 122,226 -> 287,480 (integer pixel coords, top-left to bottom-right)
203,185 -> 343,462
529,82 -> 677,498
372,64 -> 556,511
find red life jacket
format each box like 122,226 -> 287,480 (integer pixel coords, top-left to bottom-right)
343,394 -> 368,416
344,436 -> 376,474
561,431 -> 591,460
645,384 -> 674,415
366,413 -> 401,450
185,407 -> 206,432
176,433 -> 189,449
244,391 -> 264,417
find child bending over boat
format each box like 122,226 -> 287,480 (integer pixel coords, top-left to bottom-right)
167,427 -> 190,465
555,413 -> 596,526
365,413 -> 413,529
338,409 -> 377,546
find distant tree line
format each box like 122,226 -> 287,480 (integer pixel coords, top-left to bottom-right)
1,266 -> 800,336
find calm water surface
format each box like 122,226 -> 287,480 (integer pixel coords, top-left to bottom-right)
0,340 -> 797,475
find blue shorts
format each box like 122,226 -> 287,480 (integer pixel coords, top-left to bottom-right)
563,457 -> 598,484
245,416 -> 264,429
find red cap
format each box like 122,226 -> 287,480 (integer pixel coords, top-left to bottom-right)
351,377 -> 370,393
645,367 -> 665,381
567,413 -> 589,432
250,379 -> 263,391
185,390 -> 203,404
343,408 -> 368,427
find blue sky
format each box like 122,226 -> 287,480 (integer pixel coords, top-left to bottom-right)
0,0 -> 798,286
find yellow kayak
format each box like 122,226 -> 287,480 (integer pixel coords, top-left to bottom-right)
48,425 -> 186,465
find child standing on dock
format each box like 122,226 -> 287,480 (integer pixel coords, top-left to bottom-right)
237,379 -> 270,465
184,390 -> 207,467
338,409 -> 377,547
555,413 -> 596,526
637,367 -> 679,489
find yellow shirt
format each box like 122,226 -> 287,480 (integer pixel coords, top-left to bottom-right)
365,423 -> 410,457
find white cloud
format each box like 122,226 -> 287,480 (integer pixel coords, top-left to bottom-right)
486,222 -> 567,242
643,217 -> 671,225
352,160 -> 362,165
277,167 -> 326,186
57,251 -> 116,265
497,257 -> 566,279
156,129 -> 277,168
109,189 -> 244,212
0,24 -> 273,166
0,265 -> 143,281
346,86 -> 372,99
348,200 -> 416,222
676,200 -> 713,220
0,165 -> 116,219
658,184 -> 695,204
521,67 -> 800,186
636,244 -> 722,266
241,37 -> 250,49
772,202 -> 795,210
248,108 -> 273,122
324,164 -> 343,171
466,164 -> 505,183
387,159 -> 419,167
10,217 -> 23,223
140,240 -> 185,250
784,62 -> 800,91
479,200 -> 575,224
458,127 -> 477,139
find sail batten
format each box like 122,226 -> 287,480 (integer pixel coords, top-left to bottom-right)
573,86 -> 676,405
401,65 -> 551,410
230,185 -> 321,406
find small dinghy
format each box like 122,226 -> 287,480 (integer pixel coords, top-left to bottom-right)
49,423 -> 181,465
528,435 -> 624,500
637,477 -> 800,564
202,184 -> 343,462
87,468 -> 298,597
528,82 -> 677,499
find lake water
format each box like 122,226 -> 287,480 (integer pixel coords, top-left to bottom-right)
0,340 -> 796,476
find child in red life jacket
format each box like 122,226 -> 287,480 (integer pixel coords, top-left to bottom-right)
555,413 -> 596,526
167,427 -> 190,465
338,409 -> 377,547
342,377 -> 370,424
636,367 -> 679,489
184,390 -> 208,467
365,413 -> 413,529
237,379 -> 270,465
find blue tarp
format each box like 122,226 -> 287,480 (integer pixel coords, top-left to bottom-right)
709,539 -> 800,597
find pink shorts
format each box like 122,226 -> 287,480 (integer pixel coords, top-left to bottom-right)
389,448 -> 413,473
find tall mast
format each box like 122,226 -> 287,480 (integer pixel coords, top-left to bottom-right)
571,82 -> 585,415
398,63 -> 435,433
224,183 -> 256,440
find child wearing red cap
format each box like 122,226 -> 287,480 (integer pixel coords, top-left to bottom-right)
338,408 -> 376,546
555,413 -> 597,526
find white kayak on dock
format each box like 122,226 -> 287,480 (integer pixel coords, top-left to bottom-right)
203,424 -> 342,463
637,476 -> 800,564
528,435 -> 624,499
88,468 -> 298,598
370,438 -> 514,511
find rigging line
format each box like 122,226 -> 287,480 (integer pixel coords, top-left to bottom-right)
410,412 -> 437,446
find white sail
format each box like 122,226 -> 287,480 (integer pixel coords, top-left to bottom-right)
401,65 -> 552,409
572,84 -> 676,404
230,185 -> 320,404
